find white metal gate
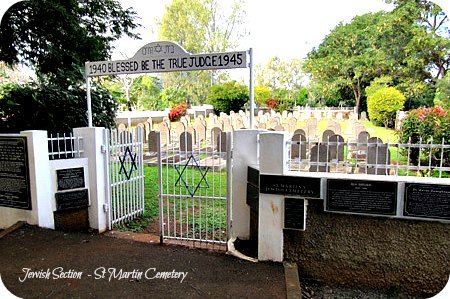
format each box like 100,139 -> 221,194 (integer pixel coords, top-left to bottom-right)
105,127 -> 145,229
158,130 -> 232,247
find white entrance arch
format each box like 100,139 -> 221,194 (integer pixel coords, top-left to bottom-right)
84,41 -> 254,127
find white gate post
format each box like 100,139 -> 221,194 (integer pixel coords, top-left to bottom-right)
73,127 -> 108,232
258,132 -> 287,262
231,129 -> 264,239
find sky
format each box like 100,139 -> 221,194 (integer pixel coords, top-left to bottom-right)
111,0 -> 449,67
0,0 -> 449,67
113,0 -> 395,64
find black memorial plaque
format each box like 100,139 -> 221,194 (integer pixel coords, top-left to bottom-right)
260,175 -> 320,198
0,137 -> 32,210
57,167 -> 85,191
55,189 -> 89,211
404,183 -> 450,220
284,198 -> 306,230
326,179 -> 397,216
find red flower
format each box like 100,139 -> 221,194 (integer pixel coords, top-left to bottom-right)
169,103 -> 188,122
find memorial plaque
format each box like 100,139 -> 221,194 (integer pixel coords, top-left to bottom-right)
0,137 -> 31,210
284,198 -> 306,230
55,189 -> 89,211
260,175 -> 320,198
57,167 -> 85,191
404,183 -> 450,220
326,179 -> 397,216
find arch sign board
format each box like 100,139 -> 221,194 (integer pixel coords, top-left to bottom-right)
84,41 -> 253,127
85,41 -> 247,76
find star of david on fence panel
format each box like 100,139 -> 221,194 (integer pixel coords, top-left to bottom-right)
119,146 -> 138,180
174,154 -> 210,197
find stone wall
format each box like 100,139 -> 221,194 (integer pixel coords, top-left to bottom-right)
284,199 -> 450,297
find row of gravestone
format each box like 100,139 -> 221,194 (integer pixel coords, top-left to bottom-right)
146,127 -> 229,153
289,130 -> 391,175
117,113 -> 368,146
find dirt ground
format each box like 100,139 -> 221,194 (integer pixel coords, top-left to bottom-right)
0,225 -> 286,299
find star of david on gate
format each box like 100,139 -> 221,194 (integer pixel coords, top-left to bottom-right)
174,154 -> 210,197
119,146 -> 138,180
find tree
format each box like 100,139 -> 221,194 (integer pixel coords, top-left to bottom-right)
0,81 -> 117,133
255,57 -> 306,106
101,74 -> 163,111
434,72 -> 450,108
157,0 -> 246,105
382,0 -> 449,106
305,12 -> 389,115
365,76 -> 393,98
367,87 -> 405,128
385,0 -> 449,79
0,0 -> 139,131
305,0 -> 450,114
1,0 -> 139,84
130,75 -> 163,111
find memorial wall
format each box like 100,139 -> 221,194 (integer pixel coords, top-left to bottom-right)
247,166 -> 449,297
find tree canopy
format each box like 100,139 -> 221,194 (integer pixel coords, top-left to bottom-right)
304,0 -> 450,114
1,0 -> 139,84
0,0 -> 140,132
157,0 -> 246,105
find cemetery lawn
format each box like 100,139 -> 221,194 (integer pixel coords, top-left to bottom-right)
117,165 -> 228,233
116,166 -> 159,232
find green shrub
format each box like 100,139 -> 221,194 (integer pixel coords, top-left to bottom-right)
254,86 -> 272,107
206,81 -> 249,114
0,81 -> 117,133
367,87 -> 405,128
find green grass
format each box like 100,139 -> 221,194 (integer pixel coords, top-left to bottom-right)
117,164 -> 228,237
115,166 -> 160,232
360,120 -> 398,143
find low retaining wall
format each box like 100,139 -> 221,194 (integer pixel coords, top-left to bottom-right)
231,130 -> 450,297
284,199 -> 450,297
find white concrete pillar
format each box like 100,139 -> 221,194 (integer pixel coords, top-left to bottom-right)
73,127 -> 108,233
231,129 -> 264,239
22,130 -> 53,228
258,132 -> 287,262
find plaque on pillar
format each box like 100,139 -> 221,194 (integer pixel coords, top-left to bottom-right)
260,174 -> 320,198
55,189 -> 89,211
57,167 -> 85,191
284,198 -> 306,230
0,137 -> 32,210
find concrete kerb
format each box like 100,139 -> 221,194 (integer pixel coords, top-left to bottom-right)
284,262 -> 302,299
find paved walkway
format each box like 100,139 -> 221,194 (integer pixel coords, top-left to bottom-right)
0,225 -> 286,298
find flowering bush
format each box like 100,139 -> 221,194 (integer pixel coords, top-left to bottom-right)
399,106 -> 450,167
266,98 -> 279,110
169,103 -> 188,122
